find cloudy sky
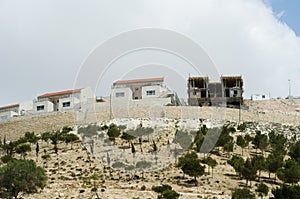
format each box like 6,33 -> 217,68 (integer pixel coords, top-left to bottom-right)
1,0 -> 300,106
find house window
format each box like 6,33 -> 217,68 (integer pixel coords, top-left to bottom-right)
146,90 -> 156,96
115,92 -> 125,97
193,91 -> 197,96
262,95 -> 265,99
63,102 -> 71,107
37,105 -> 44,111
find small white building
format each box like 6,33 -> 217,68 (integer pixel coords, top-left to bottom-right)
0,101 -> 33,122
251,94 -> 270,101
34,87 -> 95,113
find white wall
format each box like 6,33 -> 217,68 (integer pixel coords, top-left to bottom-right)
142,85 -> 161,98
58,97 -> 80,111
0,111 -> 18,122
33,101 -> 54,113
111,87 -> 132,100
19,101 -> 33,115
251,94 -> 270,101
80,87 -> 95,102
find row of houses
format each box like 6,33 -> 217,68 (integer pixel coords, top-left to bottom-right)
0,88 -> 95,122
2,75 -> 269,122
0,77 -> 179,122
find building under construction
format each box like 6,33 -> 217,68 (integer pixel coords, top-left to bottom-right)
188,76 -> 243,107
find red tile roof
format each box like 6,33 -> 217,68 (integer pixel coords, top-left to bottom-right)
38,89 -> 82,98
113,77 -> 164,85
0,104 -> 19,110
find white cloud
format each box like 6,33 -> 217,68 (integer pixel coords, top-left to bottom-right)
0,0 -> 300,105
131,0 -> 300,98
276,10 -> 285,19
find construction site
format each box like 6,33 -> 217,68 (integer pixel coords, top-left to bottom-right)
187,76 -> 243,108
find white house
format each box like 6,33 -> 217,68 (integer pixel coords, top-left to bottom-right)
34,87 -> 95,113
0,101 -> 33,122
111,77 -> 180,106
251,94 -> 270,101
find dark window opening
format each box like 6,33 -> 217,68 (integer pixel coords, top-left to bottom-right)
116,92 -> 125,97
201,90 -> 207,98
63,102 -> 71,107
37,105 -> 44,111
146,90 -> 155,96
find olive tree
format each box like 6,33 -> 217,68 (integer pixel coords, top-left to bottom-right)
0,159 -> 47,199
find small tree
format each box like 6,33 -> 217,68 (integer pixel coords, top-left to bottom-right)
131,142 -> 136,157
237,123 -> 247,131
107,123 -> 121,144
269,131 -> 287,157
242,158 -> 257,187
152,140 -> 158,152
216,125 -> 234,149
41,132 -> 52,144
236,135 -> 247,156
24,132 -> 39,145
228,155 -> 245,178
256,183 -> 269,199
83,173 -> 103,199
271,184 -> 300,199
232,188 -> 255,199
15,144 -> 31,160
252,155 -> 266,181
0,159 -> 47,199
253,131 -> 268,155
176,151 -> 205,185
63,133 -> 79,149
289,140 -> 300,163
266,153 -> 283,181
50,131 -> 63,154
201,156 -> 217,177
277,159 -> 300,184
244,134 -> 253,150
224,141 -> 234,158
121,132 -> 136,147
36,142 -> 39,158
3,135 -> 6,145
152,184 -> 179,199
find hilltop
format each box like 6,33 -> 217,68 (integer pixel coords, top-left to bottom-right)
0,99 -> 300,198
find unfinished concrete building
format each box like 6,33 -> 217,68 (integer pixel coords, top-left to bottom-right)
188,76 -> 243,107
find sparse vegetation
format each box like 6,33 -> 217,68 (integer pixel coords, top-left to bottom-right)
232,188 -> 255,199
152,184 -> 179,199
1,111 -> 300,198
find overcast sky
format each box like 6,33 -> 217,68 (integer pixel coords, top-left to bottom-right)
1,0 -> 300,106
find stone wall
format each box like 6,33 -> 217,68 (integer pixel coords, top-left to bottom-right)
1,105 -> 300,141
0,112 -> 75,141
